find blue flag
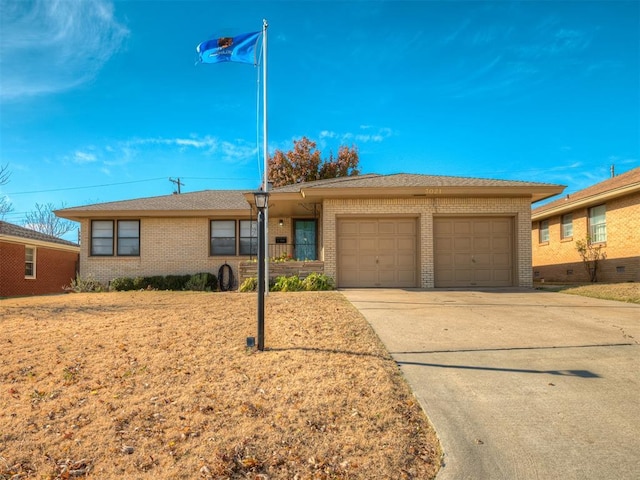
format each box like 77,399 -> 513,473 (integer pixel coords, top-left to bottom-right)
197,31 -> 261,65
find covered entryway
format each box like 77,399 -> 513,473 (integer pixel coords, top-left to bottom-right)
337,217 -> 418,288
434,216 -> 514,287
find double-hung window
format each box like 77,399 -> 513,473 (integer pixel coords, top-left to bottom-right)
561,213 -> 573,240
211,220 -> 236,255
117,220 -> 140,256
539,219 -> 549,243
210,220 -> 258,256
239,220 -> 258,255
589,205 -> 606,243
25,247 -> 36,278
91,220 -> 114,256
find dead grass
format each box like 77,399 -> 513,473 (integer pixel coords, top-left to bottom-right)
0,291 -> 440,479
536,282 -> 640,304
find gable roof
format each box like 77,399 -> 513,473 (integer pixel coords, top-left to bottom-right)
0,221 -> 79,249
56,190 -> 251,221
270,173 -> 563,202
532,167 -> 640,220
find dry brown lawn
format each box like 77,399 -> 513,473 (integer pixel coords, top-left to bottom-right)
536,282 -> 640,304
0,291 -> 440,479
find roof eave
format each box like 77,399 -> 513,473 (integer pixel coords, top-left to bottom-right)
532,183 -> 640,220
55,208 -> 253,221
0,234 -> 80,252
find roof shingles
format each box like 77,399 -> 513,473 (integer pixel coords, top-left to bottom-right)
0,221 -> 78,247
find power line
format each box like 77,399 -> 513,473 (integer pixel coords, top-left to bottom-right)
5,177 -> 167,196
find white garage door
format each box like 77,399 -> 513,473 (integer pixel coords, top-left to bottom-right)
337,217 -> 418,288
434,217 -> 514,288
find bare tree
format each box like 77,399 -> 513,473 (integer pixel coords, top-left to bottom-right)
24,202 -> 76,238
0,163 -> 13,220
0,163 -> 10,186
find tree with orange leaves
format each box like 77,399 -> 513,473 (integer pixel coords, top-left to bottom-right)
269,137 -> 359,187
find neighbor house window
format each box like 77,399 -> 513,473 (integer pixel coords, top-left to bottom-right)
239,220 -> 258,255
539,220 -> 549,243
117,220 -> 140,256
91,220 -> 114,256
561,213 -> 573,239
589,205 -> 606,243
211,220 -> 236,255
25,247 -> 36,278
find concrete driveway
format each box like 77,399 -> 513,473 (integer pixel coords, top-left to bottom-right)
341,288 -> 640,480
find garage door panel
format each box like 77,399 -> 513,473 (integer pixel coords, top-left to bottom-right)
398,221 -> 416,235
378,238 -> 395,251
454,238 -> 472,250
473,237 -> 491,250
397,237 -> 416,251
358,222 -> 377,235
492,236 -> 511,250
492,253 -> 511,267
454,222 -> 472,234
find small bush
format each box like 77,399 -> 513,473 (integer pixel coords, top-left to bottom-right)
239,277 -> 258,292
302,273 -> 334,291
132,276 -> 146,290
186,272 -> 218,292
142,276 -> 166,290
66,275 -> 105,293
271,275 -> 304,292
165,275 -> 190,291
110,277 -> 135,291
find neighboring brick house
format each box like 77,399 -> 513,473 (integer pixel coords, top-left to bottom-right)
56,173 -> 563,289
532,167 -> 640,283
0,221 -> 80,297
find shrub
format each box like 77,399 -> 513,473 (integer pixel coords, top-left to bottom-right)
110,277 -> 135,291
66,275 -> 105,293
239,277 -> 258,292
302,273 -> 334,291
185,272 -> 218,292
142,276 -> 166,290
271,275 -> 304,292
165,275 -> 190,291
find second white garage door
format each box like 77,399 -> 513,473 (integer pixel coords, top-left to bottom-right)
337,217 -> 418,288
434,217 -> 514,288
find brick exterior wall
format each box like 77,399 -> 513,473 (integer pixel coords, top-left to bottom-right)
322,196 -> 533,289
79,217 -> 259,288
0,241 -> 79,297
532,191 -> 640,282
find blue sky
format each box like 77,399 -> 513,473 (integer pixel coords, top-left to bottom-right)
1,0 -> 639,234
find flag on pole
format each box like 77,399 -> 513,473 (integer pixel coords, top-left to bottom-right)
196,31 -> 261,65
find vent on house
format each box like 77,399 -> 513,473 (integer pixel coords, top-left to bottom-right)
567,269 -> 573,275
534,271 -> 540,277
616,266 -> 626,274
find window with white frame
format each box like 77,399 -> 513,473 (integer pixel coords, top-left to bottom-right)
561,213 -> 573,239
539,219 -> 549,243
91,220 -> 114,256
211,220 -> 236,255
25,246 -> 36,278
239,220 -> 258,255
589,205 -> 606,243
117,220 -> 140,256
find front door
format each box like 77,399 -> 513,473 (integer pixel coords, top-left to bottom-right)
294,220 -> 317,260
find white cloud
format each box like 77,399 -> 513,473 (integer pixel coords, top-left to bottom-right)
0,0 -> 129,101
73,151 -> 98,164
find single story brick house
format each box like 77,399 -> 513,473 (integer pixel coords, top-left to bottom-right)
532,166 -> 640,283
0,221 -> 80,297
56,173 -> 563,289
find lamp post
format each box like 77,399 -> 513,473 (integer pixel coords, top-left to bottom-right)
253,190 -> 269,351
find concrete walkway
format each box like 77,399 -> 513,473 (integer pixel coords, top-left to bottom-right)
342,288 -> 640,480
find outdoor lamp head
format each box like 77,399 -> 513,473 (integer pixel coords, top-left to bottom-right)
253,190 -> 269,210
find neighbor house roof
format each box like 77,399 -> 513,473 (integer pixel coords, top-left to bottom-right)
0,221 -> 79,250
266,173 -> 564,203
532,167 -> 640,221
56,190 -> 252,221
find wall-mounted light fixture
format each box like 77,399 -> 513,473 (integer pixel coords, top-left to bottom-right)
279,219 -> 284,227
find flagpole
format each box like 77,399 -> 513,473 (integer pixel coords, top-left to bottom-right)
262,19 -> 269,294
